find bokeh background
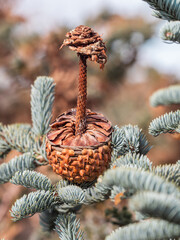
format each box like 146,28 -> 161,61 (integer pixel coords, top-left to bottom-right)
0,0 -> 179,239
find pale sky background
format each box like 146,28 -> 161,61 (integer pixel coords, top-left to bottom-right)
14,0 -> 180,78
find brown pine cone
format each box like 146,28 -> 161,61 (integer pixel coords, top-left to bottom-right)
46,109 -> 112,183
46,25 -> 112,184
60,25 -> 107,69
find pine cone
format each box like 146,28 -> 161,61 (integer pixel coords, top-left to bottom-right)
46,25 -> 112,184
46,109 -> 112,183
60,25 -> 107,69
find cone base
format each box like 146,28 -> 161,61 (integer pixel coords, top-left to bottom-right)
46,140 -> 111,183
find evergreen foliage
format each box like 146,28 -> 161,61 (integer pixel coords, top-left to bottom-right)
83,180 -> 110,204
149,110 -> 180,136
143,0 -> 180,43
0,76 -> 55,166
0,124 -> 33,153
130,191 -> 180,224
10,190 -> 57,221
0,138 -> 11,159
101,167 -> 180,197
149,83 -> 180,139
10,170 -> 53,191
161,21 -> 180,42
150,85 -> 180,106
153,161 -> 180,186
57,185 -> 85,205
111,152 -> 152,171
55,213 -> 84,240
112,125 -> 151,159
0,153 -> 36,184
105,219 -> 180,240
39,208 -> 59,232
31,76 -> 55,136
143,0 -> 180,21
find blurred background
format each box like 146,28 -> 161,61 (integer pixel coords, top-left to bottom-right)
0,0 -> 179,239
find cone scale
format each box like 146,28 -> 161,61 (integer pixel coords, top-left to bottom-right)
46,25 -> 112,183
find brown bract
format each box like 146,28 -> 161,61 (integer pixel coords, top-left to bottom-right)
47,108 -> 112,147
60,25 -> 107,69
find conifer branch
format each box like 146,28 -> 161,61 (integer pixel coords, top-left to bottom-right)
143,0 -> 180,21
150,85 -> 180,107
57,185 -> 85,205
109,153 -> 152,199
83,180 -> 110,204
0,124 -> 48,164
130,191 -> 180,225
111,153 -> 152,171
31,76 -> 55,136
10,170 -> 53,191
84,161 -> 179,205
54,185 -> 85,213
55,179 -> 69,189
0,138 -> 11,159
101,167 -> 180,198
0,124 -> 33,153
39,208 -> 59,232
32,137 -> 48,163
149,110 -> 180,136
83,187 -> 110,204
10,190 -> 57,221
153,162 -> 180,186
160,21 -> 180,43
112,125 -> 151,158
106,219 -> 180,240
0,153 -> 36,184
55,213 -> 84,240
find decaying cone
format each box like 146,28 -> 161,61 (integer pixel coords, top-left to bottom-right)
46,25 -> 112,184
46,109 -> 112,183
60,25 -> 107,69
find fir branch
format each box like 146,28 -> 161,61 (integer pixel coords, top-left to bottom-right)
149,110 -> 180,136
109,186 -> 125,200
57,185 -> 85,205
112,125 -> 151,158
0,153 -> 36,184
150,85 -> 180,106
10,170 -> 53,191
54,185 -> 85,213
39,208 -> 59,232
143,0 -> 180,21
55,179 -> 69,189
31,76 -> 55,136
55,213 -> 84,240
111,126 -> 124,156
0,124 -> 33,153
130,191 -> 180,225
10,190 -> 56,221
111,153 -> 152,171
0,138 -> 11,159
32,137 -> 48,164
153,162 -> 180,186
106,219 -> 180,240
83,179 -> 110,204
0,124 -> 48,164
109,153 -> 152,199
161,21 -> 180,43
101,167 -> 180,198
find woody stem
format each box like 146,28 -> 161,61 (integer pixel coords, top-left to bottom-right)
75,54 -> 87,135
